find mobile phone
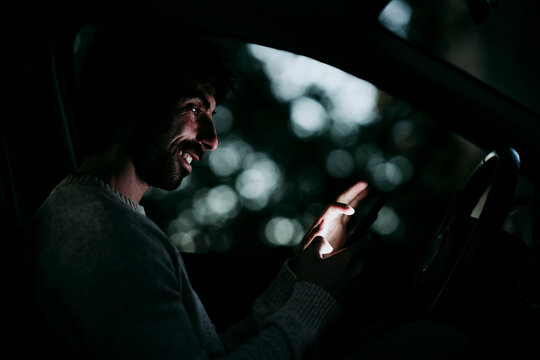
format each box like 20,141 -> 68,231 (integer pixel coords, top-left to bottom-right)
346,193 -> 386,245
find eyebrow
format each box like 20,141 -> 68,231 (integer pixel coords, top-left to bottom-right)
183,89 -> 214,111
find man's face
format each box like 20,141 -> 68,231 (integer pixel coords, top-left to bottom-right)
131,83 -> 218,190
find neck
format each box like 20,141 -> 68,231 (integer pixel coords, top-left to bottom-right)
77,145 -> 149,203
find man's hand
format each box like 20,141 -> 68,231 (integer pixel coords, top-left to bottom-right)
295,235 -> 367,303
288,181 -> 373,302
301,181 -> 369,255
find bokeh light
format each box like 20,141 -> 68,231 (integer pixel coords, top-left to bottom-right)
263,217 -> 304,246
206,185 -> 240,217
208,138 -> 249,177
370,156 -> 414,192
326,149 -> 355,178
248,43 -> 378,133
290,96 -> 329,138
372,206 -> 405,238
329,121 -> 360,147
170,230 -> 198,253
235,153 -> 283,210
379,0 -> 412,38
213,105 -> 234,134
298,165 -> 323,197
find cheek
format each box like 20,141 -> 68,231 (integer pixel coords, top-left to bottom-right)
170,116 -> 196,136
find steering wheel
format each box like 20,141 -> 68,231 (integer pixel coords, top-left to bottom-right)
402,147 -> 521,324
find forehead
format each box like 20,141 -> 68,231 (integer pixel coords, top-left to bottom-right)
177,82 -> 216,109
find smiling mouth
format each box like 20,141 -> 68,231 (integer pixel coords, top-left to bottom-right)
178,150 -> 193,164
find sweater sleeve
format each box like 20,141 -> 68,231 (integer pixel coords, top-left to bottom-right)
219,259 -> 297,350
216,282 -> 340,360
226,281 -> 341,360
219,260 -> 341,357
251,259 -> 298,325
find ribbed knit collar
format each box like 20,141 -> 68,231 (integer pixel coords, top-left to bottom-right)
59,174 -> 146,215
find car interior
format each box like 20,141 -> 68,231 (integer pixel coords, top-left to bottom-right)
3,0 -> 539,357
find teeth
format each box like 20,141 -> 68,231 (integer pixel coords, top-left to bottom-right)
178,150 -> 192,164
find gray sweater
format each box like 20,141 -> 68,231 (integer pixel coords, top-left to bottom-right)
27,175 -> 340,359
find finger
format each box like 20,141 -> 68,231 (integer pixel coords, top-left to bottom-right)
336,181 -> 368,204
321,202 -> 355,217
316,203 -> 355,231
305,220 -> 323,241
319,237 -> 334,257
304,236 -> 331,258
346,186 -> 370,209
302,220 -> 324,250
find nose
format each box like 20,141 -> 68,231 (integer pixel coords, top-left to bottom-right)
196,113 -> 218,151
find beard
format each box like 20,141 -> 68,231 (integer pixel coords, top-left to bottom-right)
129,139 -> 188,191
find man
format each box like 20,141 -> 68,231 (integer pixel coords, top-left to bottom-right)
23,21 -> 370,359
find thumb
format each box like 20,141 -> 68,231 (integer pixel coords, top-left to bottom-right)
304,236 -> 333,258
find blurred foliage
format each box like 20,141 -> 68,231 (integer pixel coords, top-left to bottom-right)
140,37 -> 485,267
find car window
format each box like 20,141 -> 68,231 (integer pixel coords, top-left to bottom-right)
72,24 -> 490,261
379,0 -> 540,116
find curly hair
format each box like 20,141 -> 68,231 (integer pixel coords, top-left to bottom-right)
74,18 -> 234,158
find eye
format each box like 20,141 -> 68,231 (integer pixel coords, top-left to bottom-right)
190,106 -> 201,115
